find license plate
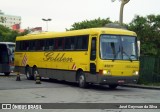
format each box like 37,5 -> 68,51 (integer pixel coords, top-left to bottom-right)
118,80 -> 125,83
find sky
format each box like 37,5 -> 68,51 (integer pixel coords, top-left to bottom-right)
0,0 -> 160,31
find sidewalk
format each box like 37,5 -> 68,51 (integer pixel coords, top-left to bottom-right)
122,84 -> 160,90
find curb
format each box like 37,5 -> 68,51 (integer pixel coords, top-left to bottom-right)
121,84 -> 160,90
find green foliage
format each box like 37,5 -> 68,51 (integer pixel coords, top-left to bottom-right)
0,25 -> 29,42
0,25 -> 11,42
128,15 -> 160,56
19,29 -> 30,36
66,18 -> 112,31
0,17 -> 6,23
67,15 -> 160,56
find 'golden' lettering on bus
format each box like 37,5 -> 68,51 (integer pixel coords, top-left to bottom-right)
43,52 -> 73,62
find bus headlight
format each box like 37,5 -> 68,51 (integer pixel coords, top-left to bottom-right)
99,70 -> 111,75
133,71 -> 139,76
103,70 -> 107,74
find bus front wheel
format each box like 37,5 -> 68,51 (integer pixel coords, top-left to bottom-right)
78,72 -> 87,88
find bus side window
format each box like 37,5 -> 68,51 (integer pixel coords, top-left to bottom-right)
55,38 -> 64,50
15,42 -> 20,51
24,41 -> 29,51
64,37 -> 70,50
71,37 -> 75,50
40,40 -> 45,51
75,35 -> 88,50
19,41 -> 23,51
71,44 -> 74,50
76,36 -> 83,50
29,41 -> 35,51
64,37 -> 75,50
45,41 -> 48,50
82,36 -> 88,50
45,39 -> 52,50
35,40 -> 43,50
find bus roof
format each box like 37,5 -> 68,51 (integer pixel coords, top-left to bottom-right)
16,28 -> 137,41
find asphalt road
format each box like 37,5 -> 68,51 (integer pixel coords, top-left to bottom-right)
0,73 -> 160,112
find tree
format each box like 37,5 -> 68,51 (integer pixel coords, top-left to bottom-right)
0,24 -> 30,42
66,18 -> 112,31
67,15 -> 160,56
129,15 -> 160,56
0,17 -> 6,23
19,29 -> 30,36
0,25 -> 11,41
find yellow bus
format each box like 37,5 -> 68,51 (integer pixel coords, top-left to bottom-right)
14,27 -> 139,88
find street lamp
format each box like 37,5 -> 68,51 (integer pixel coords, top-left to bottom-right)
112,0 -> 130,25
42,18 -> 52,31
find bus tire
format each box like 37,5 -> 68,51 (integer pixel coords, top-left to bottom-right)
109,84 -> 118,89
25,67 -> 32,80
78,72 -> 87,88
4,72 -> 10,76
33,68 -> 40,81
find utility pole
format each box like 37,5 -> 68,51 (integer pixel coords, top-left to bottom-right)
112,0 -> 130,25
42,18 -> 52,31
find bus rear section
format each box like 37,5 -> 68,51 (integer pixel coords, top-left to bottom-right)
0,42 -> 15,76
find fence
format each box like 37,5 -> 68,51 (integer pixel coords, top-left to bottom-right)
139,56 -> 160,83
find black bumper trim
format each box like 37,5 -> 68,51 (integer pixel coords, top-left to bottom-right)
98,75 -> 139,85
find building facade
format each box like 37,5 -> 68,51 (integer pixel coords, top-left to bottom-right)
0,10 -> 21,30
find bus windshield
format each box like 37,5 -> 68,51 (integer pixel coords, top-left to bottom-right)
100,35 -> 138,61
0,44 -> 9,64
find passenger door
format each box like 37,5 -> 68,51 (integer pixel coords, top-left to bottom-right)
90,37 -> 97,74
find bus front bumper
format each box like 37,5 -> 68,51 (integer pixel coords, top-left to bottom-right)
97,75 -> 139,85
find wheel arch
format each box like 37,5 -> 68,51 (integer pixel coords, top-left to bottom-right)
32,65 -> 37,69
32,65 -> 37,75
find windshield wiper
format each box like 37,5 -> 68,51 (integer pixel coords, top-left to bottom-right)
123,51 -> 132,62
